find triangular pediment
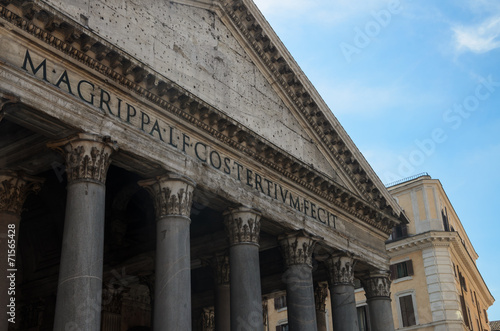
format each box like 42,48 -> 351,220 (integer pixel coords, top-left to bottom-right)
155,1 -> 386,199
9,0 -> 406,230
161,0 -> 407,224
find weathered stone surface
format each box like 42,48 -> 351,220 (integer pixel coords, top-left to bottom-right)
42,0 -> 338,180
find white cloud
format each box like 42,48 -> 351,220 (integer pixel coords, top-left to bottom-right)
453,16 -> 500,53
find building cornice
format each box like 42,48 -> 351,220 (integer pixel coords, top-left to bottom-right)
386,231 -> 456,256
0,1 -> 402,233
451,237 -> 495,306
387,231 -> 494,305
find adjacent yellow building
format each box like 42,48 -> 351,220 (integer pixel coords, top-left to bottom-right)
265,174 -> 494,331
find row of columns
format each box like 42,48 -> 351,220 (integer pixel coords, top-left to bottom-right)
0,132 -> 395,331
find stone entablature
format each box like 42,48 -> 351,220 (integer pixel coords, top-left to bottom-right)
0,1 -> 404,236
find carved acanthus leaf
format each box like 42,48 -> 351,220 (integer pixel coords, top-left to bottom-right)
224,207 -> 261,246
278,230 -> 319,268
362,273 -> 392,299
0,171 -> 44,215
325,254 -> 356,286
48,133 -> 117,184
139,174 -> 196,218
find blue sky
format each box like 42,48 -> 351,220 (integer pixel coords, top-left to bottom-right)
254,0 -> 500,320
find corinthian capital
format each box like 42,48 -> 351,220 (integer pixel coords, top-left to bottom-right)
314,282 -> 328,311
325,253 -> 357,286
362,271 -> 392,299
223,206 -> 261,246
201,307 -> 215,331
139,173 -> 196,218
0,171 -> 44,215
48,133 -> 117,184
279,230 -> 319,268
211,252 -> 230,285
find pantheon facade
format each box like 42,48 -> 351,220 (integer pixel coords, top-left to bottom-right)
0,0 -> 408,330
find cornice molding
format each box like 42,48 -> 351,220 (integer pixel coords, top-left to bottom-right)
450,237 -> 495,305
386,231 -> 455,255
0,1 -> 401,233
387,231 -> 494,305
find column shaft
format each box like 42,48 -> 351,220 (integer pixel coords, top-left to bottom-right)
315,310 -> 327,331
50,133 -> 116,331
214,284 -> 230,331
330,284 -> 357,330
325,254 -> 358,331
139,174 -> 195,331
0,171 -> 42,329
285,265 -> 317,330
314,283 -> 328,331
230,244 -> 263,330
279,231 -> 319,331
363,273 -> 395,331
54,181 -> 106,329
224,207 -> 263,331
155,214 -> 191,329
211,253 -> 230,331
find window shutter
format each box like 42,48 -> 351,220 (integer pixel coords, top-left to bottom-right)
390,264 -> 397,280
406,260 -> 414,276
399,295 -> 416,327
401,224 -> 408,237
391,226 -> 398,240
460,295 -> 470,327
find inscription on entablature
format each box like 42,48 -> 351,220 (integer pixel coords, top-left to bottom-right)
2,43 -> 341,229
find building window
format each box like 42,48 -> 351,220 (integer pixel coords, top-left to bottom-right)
442,208 -> 450,231
357,306 -> 369,331
459,272 -> 468,292
276,323 -> 289,331
391,223 -> 408,240
274,295 -> 287,310
460,295 -> 470,328
390,260 -> 414,280
398,294 -> 417,327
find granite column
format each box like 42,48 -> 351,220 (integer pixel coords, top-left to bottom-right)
314,283 -> 329,331
279,230 -> 319,331
139,173 -> 196,331
224,207 -> 263,330
50,133 -> 117,331
211,252 -> 230,331
362,271 -> 395,331
325,253 -> 358,331
0,171 -> 43,329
